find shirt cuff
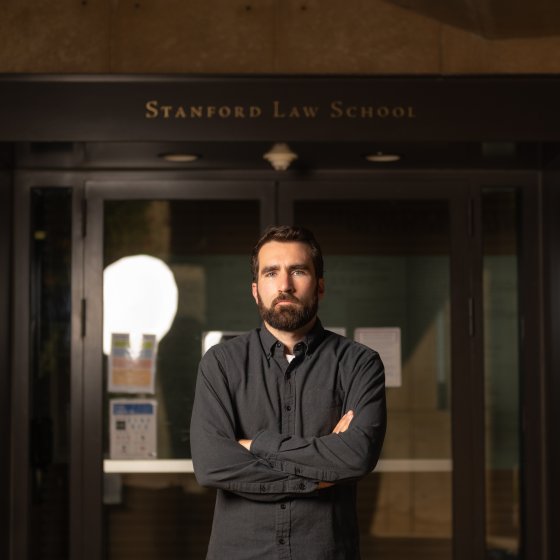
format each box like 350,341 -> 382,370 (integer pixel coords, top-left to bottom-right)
227,477 -> 318,494
251,429 -> 283,459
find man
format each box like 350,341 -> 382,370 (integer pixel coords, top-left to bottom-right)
190,225 -> 386,560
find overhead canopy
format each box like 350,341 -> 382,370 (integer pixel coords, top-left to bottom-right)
387,0 -> 560,39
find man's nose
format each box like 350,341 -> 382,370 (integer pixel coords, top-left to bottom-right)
278,271 -> 294,292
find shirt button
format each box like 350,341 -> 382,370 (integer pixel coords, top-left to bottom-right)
299,482 -> 306,490
280,503 -> 287,510
295,467 -> 301,474
260,484 -> 266,492
286,405 -> 292,411
279,538 -> 285,545
276,342 -> 282,348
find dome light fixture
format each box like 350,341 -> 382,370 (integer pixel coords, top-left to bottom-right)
263,143 -> 298,171
365,152 -> 401,163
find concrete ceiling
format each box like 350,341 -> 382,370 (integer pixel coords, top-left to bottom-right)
386,0 -> 560,38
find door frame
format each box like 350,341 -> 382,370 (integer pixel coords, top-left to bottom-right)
279,177 -> 477,558
276,171 -> 544,559
11,169 -> 544,560
81,176 -> 276,560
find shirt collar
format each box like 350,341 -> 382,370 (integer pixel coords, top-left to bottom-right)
258,318 -> 326,358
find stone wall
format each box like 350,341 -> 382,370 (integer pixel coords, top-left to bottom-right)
1,0 -> 559,74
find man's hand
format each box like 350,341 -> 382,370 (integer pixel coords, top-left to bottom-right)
239,411 -> 354,487
238,439 -> 252,450
318,411 -> 354,489
332,410 -> 353,434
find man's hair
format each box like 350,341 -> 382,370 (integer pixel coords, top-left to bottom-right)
251,225 -> 324,281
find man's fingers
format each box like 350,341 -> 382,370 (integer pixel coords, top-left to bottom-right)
238,439 -> 252,450
332,410 -> 354,434
331,414 -> 346,434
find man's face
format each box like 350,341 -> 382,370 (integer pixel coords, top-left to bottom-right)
251,241 -> 324,332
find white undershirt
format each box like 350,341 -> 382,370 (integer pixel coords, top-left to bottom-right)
286,353 -> 296,363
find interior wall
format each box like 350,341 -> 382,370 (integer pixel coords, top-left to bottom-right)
1,0 -> 560,74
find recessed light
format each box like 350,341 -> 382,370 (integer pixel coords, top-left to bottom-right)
159,153 -> 200,163
365,152 -> 401,163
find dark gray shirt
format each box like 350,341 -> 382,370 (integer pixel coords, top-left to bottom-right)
190,319 -> 386,560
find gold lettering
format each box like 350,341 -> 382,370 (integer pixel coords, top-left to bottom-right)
360,106 -> 374,118
273,100 -> 285,118
161,105 -> 173,118
329,101 -> 344,118
288,106 -> 301,118
144,99 -> 414,122
302,106 -> 319,118
145,100 -> 159,119
250,106 -> 262,118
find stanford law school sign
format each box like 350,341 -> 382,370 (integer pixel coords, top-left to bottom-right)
144,99 -> 416,121
1,75 -> 560,142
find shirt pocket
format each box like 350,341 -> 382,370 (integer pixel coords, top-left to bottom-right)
301,390 -> 343,436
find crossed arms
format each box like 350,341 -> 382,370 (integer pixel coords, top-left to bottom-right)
190,348 -> 386,502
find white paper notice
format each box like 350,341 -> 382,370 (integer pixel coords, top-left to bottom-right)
109,399 -> 157,459
326,327 -> 347,337
354,327 -> 402,387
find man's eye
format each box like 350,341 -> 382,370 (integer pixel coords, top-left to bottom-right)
292,269 -> 306,276
264,271 -> 276,277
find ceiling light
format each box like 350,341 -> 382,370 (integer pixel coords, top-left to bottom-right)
263,143 -> 298,171
365,152 -> 401,163
159,153 -> 199,163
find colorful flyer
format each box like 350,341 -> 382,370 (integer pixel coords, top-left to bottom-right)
108,333 -> 157,394
109,399 -> 157,459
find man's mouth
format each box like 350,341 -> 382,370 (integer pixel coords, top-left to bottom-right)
273,295 -> 299,306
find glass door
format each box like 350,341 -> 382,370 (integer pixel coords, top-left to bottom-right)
75,175 -> 528,560
278,180 -> 473,560
82,179 -> 274,560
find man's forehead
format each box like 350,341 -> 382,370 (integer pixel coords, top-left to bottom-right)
257,241 -> 312,263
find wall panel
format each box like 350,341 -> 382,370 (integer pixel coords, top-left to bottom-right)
275,0 -> 441,73
442,26 -> 560,73
111,0 -> 277,73
0,0 -> 110,72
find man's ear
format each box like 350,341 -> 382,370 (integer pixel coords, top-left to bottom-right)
318,278 -> 325,300
251,282 -> 258,304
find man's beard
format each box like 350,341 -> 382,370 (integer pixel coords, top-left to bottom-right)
257,288 -> 319,332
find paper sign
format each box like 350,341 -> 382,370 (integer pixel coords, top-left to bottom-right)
109,399 -> 157,459
108,333 -> 157,394
326,326 -> 347,337
354,327 -> 402,387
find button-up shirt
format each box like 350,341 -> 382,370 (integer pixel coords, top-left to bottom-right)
190,319 -> 386,560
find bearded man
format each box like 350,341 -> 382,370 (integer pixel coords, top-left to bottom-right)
190,225 -> 386,560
